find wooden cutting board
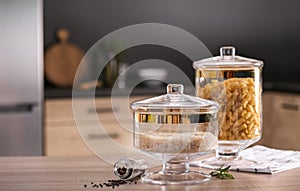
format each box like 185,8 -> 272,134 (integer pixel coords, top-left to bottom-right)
45,28 -> 84,87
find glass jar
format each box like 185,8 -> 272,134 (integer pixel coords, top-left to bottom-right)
193,46 -> 263,165
130,84 -> 219,185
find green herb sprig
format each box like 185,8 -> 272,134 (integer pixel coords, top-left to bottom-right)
210,165 -> 235,179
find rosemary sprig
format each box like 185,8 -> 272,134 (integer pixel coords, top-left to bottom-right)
210,165 -> 235,179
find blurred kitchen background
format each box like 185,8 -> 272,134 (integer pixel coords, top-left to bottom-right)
1,0 -> 300,156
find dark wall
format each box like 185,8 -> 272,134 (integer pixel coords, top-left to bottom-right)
44,0 -> 300,90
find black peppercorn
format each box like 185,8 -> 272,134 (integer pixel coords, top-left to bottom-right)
83,178 -> 138,189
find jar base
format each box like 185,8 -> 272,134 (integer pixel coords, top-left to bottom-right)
197,156 -> 257,169
141,171 -> 211,185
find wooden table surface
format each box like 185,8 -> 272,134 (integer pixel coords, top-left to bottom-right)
0,156 -> 299,191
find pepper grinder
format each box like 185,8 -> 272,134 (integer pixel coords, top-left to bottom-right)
113,158 -> 148,180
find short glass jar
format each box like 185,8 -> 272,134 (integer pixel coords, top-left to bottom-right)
130,84 -> 219,184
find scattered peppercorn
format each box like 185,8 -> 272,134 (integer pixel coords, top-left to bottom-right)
84,178 -> 138,189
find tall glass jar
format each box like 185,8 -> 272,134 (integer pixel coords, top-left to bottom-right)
193,46 -> 263,166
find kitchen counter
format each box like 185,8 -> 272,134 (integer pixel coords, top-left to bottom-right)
0,156 -> 299,191
44,86 -> 167,98
44,85 -> 196,99
45,82 -> 300,99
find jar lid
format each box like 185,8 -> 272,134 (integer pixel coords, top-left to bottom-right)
193,46 -> 264,70
130,84 -> 219,113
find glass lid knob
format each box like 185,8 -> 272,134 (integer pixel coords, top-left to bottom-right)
167,84 -> 184,94
220,46 -> 236,60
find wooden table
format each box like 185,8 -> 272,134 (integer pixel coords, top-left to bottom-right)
0,156 -> 299,191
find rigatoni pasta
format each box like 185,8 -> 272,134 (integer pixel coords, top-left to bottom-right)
197,78 -> 260,140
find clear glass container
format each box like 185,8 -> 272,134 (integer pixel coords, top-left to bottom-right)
130,84 -> 219,185
193,46 -> 264,167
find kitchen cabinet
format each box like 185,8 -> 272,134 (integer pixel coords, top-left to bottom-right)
45,96 -> 147,156
45,92 -> 300,156
260,91 -> 300,150
45,98 -> 89,156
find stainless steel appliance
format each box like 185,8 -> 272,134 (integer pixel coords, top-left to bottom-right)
0,0 -> 43,155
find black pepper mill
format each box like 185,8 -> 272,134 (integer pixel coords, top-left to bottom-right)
113,158 -> 148,180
